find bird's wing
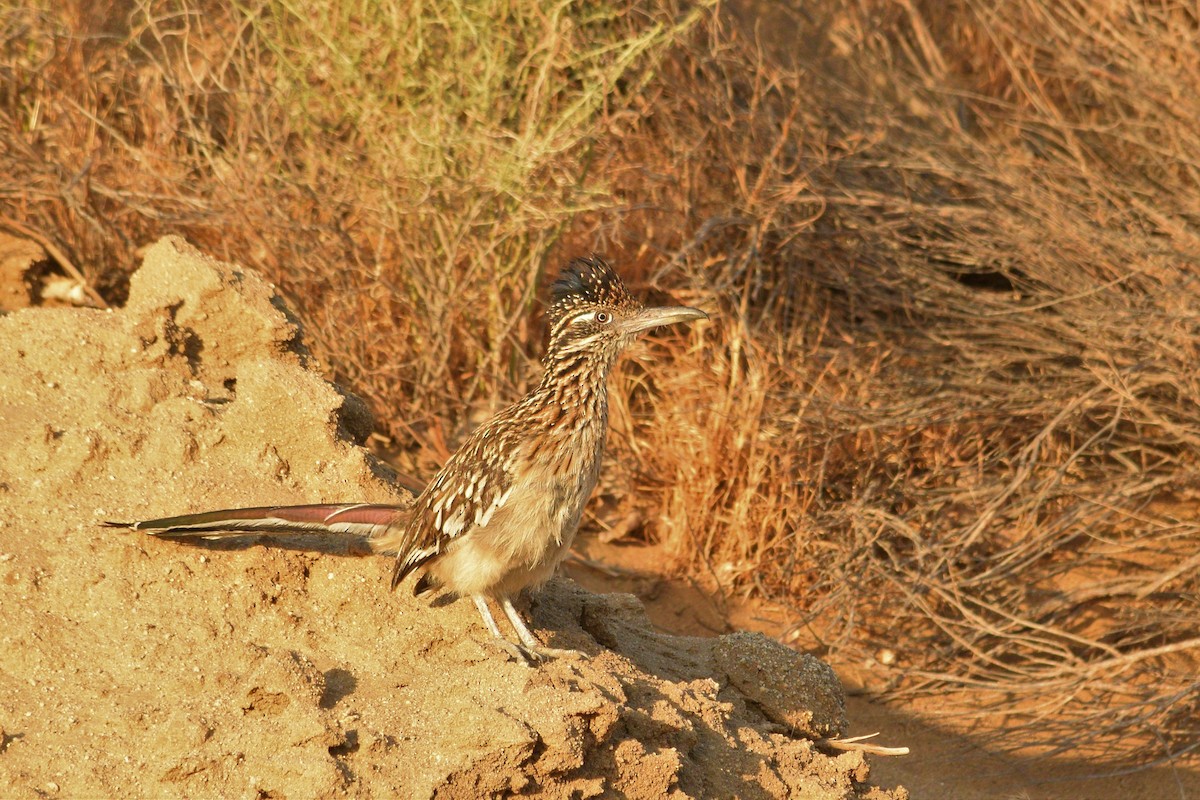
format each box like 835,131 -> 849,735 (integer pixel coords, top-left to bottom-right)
390,432 -> 517,588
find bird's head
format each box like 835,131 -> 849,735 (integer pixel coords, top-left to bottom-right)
544,256 -> 707,368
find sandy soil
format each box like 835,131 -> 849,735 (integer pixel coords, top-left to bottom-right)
0,237 -> 903,799
566,542 -> 1200,800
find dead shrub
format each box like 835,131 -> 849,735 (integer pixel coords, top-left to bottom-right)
590,0 -> 1200,762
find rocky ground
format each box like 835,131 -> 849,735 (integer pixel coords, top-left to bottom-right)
0,236 -> 903,799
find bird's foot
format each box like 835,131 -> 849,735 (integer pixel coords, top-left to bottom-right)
492,638 -> 538,665
526,645 -> 585,662
490,639 -> 583,666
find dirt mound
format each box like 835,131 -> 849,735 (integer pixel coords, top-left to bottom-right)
0,237 -> 902,798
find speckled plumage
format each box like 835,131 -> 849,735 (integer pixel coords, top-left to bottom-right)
118,256 -> 706,663
376,258 -> 644,596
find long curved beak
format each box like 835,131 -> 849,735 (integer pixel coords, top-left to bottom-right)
622,305 -> 708,335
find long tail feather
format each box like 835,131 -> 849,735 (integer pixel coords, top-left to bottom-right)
105,503 -> 409,542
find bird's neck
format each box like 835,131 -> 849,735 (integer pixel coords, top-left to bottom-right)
531,349 -> 617,428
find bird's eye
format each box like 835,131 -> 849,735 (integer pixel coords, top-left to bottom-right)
596,312 -> 612,324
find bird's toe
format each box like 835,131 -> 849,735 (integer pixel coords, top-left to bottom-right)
487,638 -> 541,666
529,645 -> 586,661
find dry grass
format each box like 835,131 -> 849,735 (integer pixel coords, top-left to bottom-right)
0,0 -> 703,450
3,0 -> 1198,765
598,0 -> 1200,762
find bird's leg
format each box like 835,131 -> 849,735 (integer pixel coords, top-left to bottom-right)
500,596 -> 582,660
499,596 -> 543,650
472,595 -> 506,638
472,595 -> 535,664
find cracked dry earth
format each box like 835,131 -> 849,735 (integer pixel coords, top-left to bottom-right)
0,236 -> 905,799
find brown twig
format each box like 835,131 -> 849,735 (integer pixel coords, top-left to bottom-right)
0,216 -> 108,308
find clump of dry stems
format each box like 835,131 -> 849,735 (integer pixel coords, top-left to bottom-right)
2,0 -> 1197,764
607,0 -> 1200,762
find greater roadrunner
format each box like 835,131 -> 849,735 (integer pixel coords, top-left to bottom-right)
109,257 -> 707,662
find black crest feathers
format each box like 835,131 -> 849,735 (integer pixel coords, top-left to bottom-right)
550,256 -> 630,310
